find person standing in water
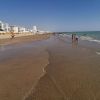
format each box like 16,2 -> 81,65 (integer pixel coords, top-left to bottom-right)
72,34 -> 74,40
72,34 -> 76,41
72,33 -> 78,48
75,35 -> 78,42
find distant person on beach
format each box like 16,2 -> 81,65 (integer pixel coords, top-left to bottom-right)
11,32 -> 15,39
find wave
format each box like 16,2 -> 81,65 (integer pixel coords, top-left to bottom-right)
59,34 -> 72,38
96,52 -> 100,55
60,33 -> 100,44
80,36 -> 100,44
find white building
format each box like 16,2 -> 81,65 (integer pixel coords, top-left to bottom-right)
33,26 -> 37,34
0,21 -> 10,33
10,26 -> 19,33
18,27 -> 26,33
4,23 -> 10,32
0,21 -> 5,30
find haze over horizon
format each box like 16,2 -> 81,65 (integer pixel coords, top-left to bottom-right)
0,0 -> 100,32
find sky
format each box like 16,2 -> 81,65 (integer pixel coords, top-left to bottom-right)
0,0 -> 100,32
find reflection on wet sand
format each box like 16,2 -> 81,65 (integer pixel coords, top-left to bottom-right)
72,39 -> 78,48
25,35 -> 100,100
0,34 -> 51,100
25,73 -> 65,100
0,34 -> 100,100
0,44 -> 5,51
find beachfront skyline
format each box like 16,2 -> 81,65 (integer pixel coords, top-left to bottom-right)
0,0 -> 100,32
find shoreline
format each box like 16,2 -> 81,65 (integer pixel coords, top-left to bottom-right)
0,33 -> 52,45
0,37 -> 50,100
0,34 -> 100,100
58,33 -> 100,56
25,34 -> 100,100
0,33 -> 33,39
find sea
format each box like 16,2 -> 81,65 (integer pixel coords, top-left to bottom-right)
61,31 -> 100,44
62,31 -> 100,44
59,31 -> 100,55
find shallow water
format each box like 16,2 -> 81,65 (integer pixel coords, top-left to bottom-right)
0,40 -> 49,100
0,35 -> 100,100
26,35 -> 100,100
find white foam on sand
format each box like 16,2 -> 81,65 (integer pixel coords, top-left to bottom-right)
80,36 -> 100,44
96,52 -> 100,55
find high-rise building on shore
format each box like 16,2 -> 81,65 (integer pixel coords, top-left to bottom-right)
0,20 -> 48,34
0,21 -> 5,30
10,26 -> 19,33
19,27 -> 26,33
5,23 -> 10,32
0,21 -> 10,33
33,26 -> 37,34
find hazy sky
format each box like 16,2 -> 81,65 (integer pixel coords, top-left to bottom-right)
0,0 -> 100,32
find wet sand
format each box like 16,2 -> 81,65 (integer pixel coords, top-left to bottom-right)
25,35 -> 100,100
0,34 -> 100,100
0,34 -> 50,100
0,33 -> 51,45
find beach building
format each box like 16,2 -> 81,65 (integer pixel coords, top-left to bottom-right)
0,21 -> 9,34
0,21 -> 5,31
4,23 -> 10,32
23,28 -> 30,33
6,23 -> 9,32
0,21 -> 10,33
10,26 -> 19,33
18,27 -> 26,33
33,26 -> 37,34
0,20 -> 47,35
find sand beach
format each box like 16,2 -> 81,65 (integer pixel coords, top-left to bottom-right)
0,33 -> 100,100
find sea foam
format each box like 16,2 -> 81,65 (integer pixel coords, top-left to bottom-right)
96,52 -> 100,55
80,36 -> 100,44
